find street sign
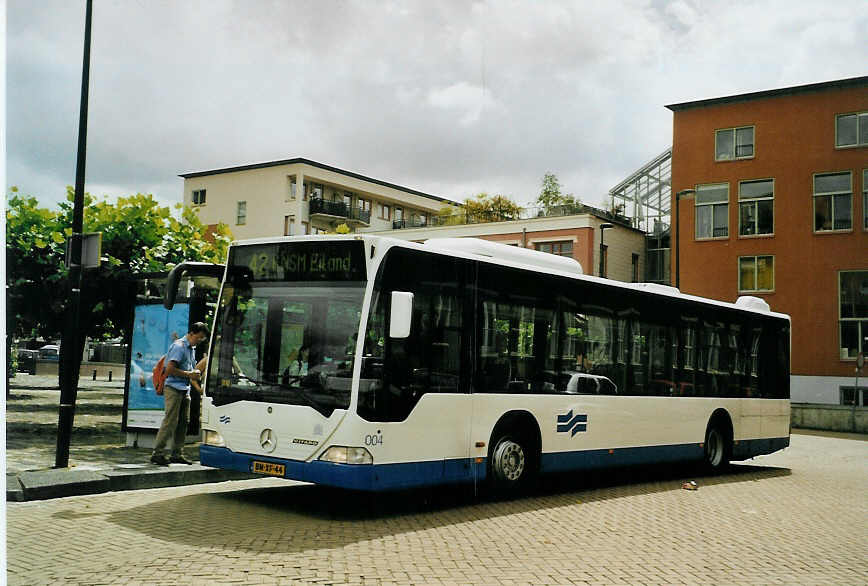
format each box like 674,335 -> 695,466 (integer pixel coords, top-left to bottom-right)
65,232 -> 102,269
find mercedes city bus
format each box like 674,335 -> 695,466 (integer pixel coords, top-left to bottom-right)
166,235 -> 790,493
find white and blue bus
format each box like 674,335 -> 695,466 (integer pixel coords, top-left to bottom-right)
167,235 -> 790,493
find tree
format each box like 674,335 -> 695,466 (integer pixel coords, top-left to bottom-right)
5,187 -> 233,344
536,173 -> 581,215
461,193 -> 522,223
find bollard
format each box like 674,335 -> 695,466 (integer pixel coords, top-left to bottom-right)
108,371 -> 112,382
93,370 -> 97,381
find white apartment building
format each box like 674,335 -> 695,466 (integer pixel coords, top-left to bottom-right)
180,157 -> 645,282
181,158 -> 455,240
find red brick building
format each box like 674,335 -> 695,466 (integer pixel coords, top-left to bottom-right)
668,76 -> 868,404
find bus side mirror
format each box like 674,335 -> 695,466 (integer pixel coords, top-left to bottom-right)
164,261 -> 225,309
389,291 -> 414,339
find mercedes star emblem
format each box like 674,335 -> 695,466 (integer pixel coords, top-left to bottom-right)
259,428 -> 276,453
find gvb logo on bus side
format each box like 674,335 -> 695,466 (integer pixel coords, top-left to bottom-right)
556,410 -> 588,437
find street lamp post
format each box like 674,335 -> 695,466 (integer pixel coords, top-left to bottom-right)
56,0 -> 93,468
598,223 -> 613,277
674,189 -> 695,290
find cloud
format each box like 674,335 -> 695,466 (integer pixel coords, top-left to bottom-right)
6,0 -> 868,212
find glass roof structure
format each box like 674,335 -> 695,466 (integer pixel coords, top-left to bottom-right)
608,148 -> 671,238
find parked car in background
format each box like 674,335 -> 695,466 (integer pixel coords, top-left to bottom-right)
38,345 -> 60,360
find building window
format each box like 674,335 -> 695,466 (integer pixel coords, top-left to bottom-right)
836,112 -> 868,148
192,189 -> 206,205
284,215 -> 295,236
814,172 -> 852,232
358,198 -> 371,213
288,176 -> 297,200
695,183 -> 729,239
715,126 -> 754,161
840,271 -> 868,360
394,207 -> 404,222
739,255 -> 774,292
739,179 -> 774,236
419,213 -> 428,226
302,221 -> 310,235
840,387 -> 866,406
863,170 -> 867,230
632,253 -> 640,282
380,204 -> 391,220
535,241 -> 574,258
306,182 -> 323,200
236,201 -> 247,225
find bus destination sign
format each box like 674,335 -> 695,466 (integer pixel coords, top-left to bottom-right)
231,241 -> 366,282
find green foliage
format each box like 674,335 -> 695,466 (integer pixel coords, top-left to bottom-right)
436,204 -> 466,225
461,193 -> 522,223
536,173 -> 581,213
5,187 -> 233,341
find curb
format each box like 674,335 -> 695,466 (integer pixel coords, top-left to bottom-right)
7,465 -> 256,502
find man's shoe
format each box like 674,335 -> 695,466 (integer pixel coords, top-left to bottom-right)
169,455 -> 193,465
150,454 -> 170,466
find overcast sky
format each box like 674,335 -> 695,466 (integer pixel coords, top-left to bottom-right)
6,0 -> 868,211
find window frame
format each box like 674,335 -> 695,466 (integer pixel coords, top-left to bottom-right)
835,112 -> 868,149
287,176 -> 297,201
738,178 -> 774,237
738,255 -> 775,293
284,215 -> 295,236
192,189 -> 206,206
838,270 -> 868,362
715,125 -> 755,162
863,169 -> 867,231
695,182 -> 730,240
533,240 -> 574,258
813,171 -> 853,233
236,201 -> 247,225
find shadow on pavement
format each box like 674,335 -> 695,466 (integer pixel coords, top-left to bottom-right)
90,461 -> 790,554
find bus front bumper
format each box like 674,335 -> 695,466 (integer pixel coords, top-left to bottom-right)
199,445 -> 482,491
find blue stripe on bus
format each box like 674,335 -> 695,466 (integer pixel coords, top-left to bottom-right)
201,436 -> 789,491
200,445 -> 485,491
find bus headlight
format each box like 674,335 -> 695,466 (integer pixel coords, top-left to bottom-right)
319,446 -> 373,465
203,430 -> 225,447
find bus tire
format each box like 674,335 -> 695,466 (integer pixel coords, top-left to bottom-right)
488,428 -> 538,494
703,416 -> 732,472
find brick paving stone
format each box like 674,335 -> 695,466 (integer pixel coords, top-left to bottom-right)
7,433 -> 868,585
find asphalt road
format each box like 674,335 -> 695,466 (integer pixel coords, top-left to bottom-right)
6,432 -> 867,585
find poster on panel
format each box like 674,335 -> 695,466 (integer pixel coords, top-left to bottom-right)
125,302 -> 190,430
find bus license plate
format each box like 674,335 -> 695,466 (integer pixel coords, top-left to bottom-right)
252,461 -> 285,477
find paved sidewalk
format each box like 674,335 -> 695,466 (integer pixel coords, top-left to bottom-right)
5,374 -> 252,501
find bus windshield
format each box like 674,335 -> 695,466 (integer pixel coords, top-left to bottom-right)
206,241 -> 367,416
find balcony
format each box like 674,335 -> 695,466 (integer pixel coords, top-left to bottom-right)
309,198 -> 371,226
390,202 -> 629,230
392,218 -> 429,230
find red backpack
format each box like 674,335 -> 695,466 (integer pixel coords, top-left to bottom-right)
152,355 -> 168,395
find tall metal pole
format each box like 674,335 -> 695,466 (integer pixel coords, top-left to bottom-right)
56,0 -> 93,468
675,193 -> 680,289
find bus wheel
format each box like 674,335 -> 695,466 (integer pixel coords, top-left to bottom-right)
489,433 -> 532,492
703,422 -> 731,472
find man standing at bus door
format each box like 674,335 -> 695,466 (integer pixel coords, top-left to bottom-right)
150,322 -> 209,466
